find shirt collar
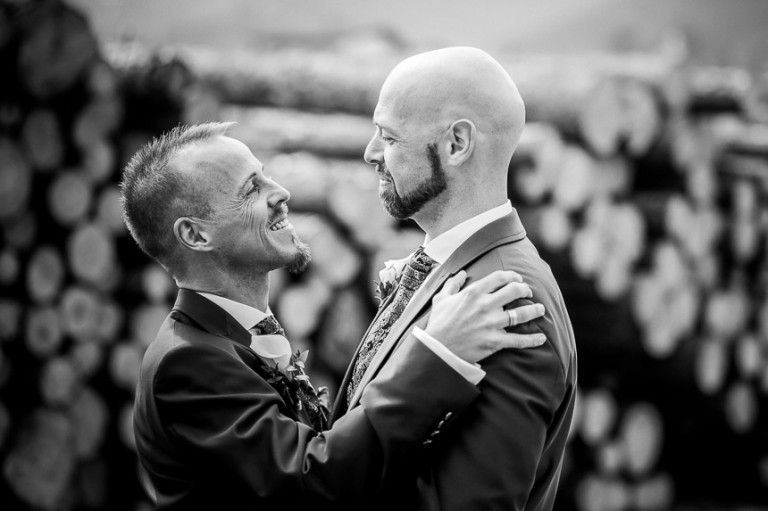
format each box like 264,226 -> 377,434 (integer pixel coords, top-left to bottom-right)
197,292 -> 271,331
423,200 -> 513,264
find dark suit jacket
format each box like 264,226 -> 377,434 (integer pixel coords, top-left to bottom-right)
332,210 -> 578,511
133,289 -> 481,511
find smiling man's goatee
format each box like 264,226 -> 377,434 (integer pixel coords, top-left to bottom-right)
287,235 -> 312,274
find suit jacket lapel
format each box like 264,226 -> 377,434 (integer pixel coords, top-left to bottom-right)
172,288 -> 254,348
347,211 -> 528,409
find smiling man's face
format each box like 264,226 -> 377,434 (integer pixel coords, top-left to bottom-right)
177,136 -> 310,275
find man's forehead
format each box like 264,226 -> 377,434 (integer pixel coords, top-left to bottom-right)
374,93 -> 441,135
175,136 -> 261,179
372,109 -> 393,130
373,91 -> 413,131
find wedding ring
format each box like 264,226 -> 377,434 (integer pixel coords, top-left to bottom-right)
506,309 -> 517,328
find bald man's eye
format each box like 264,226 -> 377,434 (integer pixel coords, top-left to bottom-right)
381,135 -> 396,144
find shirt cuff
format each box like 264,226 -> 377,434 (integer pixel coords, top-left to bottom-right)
412,327 -> 486,385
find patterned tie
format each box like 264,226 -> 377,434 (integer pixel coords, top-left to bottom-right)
346,247 -> 437,406
251,315 -> 286,336
251,315 -> 328,430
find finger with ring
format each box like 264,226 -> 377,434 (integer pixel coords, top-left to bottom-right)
506,308 -> 517,327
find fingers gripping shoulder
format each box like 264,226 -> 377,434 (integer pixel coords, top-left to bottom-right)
488,249 -> 551,337
505,297 -> 546,336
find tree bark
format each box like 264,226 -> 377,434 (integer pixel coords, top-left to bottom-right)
2,409 -> 76,510
47,171 -> 93,227
60,286 -> 101,344
277,277 -> 332,340
66,223 -> 116,287
291,214 -> 362,288
25,306 -> 63,358
0,138 -> 32,220
69,386 -> 109,460
317,288 -> 370,375
617,402 -> 664,477
16,0 -> 99,99
26,245 -> 65,305
21,109 -> 64,171
223,105 -> 372,159
579,388 -> 618,447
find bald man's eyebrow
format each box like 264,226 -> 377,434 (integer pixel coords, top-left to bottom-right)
375,123 -> 399,137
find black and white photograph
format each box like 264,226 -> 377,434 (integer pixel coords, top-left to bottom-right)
0,1 -> 767,510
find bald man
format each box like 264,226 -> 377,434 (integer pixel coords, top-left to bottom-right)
330,48 -> 578,510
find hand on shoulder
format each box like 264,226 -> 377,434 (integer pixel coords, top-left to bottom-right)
425,270 -> 547,364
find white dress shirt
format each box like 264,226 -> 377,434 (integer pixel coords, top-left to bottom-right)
408,200 -> 514,385
198,292 -> 272,329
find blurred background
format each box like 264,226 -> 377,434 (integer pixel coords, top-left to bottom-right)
1,0 -> 768,509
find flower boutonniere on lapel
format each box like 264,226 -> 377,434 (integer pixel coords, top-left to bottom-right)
256,345 -> 329,430
259,349 -> 296,387
375,257 -> 409,306
260,348 -> 315,404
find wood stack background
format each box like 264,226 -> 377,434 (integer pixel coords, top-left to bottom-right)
1,0 -> 767,509
0,1 -> 217,509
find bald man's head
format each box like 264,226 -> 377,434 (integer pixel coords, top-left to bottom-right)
364,47 -> 525,229
376,47 -> 525,166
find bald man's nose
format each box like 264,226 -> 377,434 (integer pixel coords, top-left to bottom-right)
267,180 -> 291,207
364,135 -> 382,165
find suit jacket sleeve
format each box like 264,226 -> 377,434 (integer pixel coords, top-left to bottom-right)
416,339 -> 565,511
153,332 -> 479,510
415,252 -> 569,511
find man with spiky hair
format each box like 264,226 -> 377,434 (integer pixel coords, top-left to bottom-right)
123,122 -> 547,510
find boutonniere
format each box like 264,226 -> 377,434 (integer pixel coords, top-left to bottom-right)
261,349 -> 309,393
375,257 -> 409,306
260,350 -> 329,430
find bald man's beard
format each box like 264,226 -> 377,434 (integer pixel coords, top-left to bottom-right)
287,234 -> 312,274
379,143 -> 447,219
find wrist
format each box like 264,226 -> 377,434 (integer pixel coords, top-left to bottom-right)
423,325 -> 447,346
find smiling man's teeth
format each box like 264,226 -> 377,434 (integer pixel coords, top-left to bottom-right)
270,219 -> 289,231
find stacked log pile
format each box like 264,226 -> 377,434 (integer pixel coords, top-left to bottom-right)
569,391 -> 675,511
513,66 -> 768,507
0,1 -> 217,509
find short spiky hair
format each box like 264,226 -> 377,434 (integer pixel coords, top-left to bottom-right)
120,121 -> 235,277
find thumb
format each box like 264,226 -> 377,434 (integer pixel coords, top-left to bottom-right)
438,270 -> 467,297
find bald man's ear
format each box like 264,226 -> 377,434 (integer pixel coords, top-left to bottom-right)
173,217 -> 215,252
444,119 -> 476,166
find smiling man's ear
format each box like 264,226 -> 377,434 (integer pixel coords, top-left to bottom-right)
173,217 -> 215,252
444,119 -> 476,167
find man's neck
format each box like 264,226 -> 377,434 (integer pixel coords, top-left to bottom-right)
177,270 -> 270,311
415,185 -> 508,240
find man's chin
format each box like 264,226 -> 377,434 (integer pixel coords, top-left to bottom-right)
379,190 -> 413,220
286,237 -> 312,274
